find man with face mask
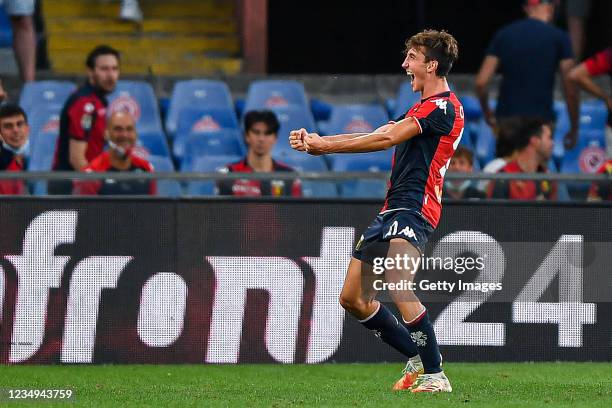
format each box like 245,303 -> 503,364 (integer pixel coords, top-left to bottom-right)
72,111 -> 156,195
0,103 -> 30,194
50,44 -> 121,194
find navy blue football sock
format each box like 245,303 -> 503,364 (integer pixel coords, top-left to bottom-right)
404,309 -> 442,374
359,302 -> 419,359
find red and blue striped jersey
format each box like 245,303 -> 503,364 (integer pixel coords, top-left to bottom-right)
381,91 -> 465,228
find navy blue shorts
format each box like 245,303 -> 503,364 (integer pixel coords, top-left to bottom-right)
352,210 -> 435,265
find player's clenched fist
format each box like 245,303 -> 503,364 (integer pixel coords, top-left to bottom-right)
289,128 -> 308,152
303,132 -> 328,156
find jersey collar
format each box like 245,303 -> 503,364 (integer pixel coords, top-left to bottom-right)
420,91 -> 451,103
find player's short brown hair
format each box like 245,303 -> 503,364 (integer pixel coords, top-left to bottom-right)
453,146 -> 473,165
405,29 -> 459,77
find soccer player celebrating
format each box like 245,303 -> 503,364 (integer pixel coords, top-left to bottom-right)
290,29 -> 463,393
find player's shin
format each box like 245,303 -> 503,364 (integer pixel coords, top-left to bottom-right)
358,301 -> 419,359
403,307 -> 442,374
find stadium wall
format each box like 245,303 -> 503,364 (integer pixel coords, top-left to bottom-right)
0,198 -> 610,364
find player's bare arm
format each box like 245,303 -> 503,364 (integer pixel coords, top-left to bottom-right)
569,63 -> 612,111
559,58 -> 579,149
289,123 -> 395,152
475,55 -> 499,128
301,118 -> 420,155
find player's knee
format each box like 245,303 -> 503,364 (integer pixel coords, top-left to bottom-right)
339,294 -> 369,315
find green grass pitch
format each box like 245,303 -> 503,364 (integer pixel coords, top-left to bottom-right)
0,363 -> 610,407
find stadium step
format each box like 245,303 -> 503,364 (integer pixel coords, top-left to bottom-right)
42,0 -> 242,76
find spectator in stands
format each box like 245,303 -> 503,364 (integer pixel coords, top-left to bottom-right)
218,110 -> 301,196
49,45 -> 121,194
587,159 -> 612,202
3,0 -> 36,82
0,77 -> 6,102
119,0 -> 142,22
488,118 -> 556,200
478,118 -> 521,192
443,146 -> 485,200
0,103 -> 29,194
73,111 -> 156,195
475,0 -> 579,149
568,47 -> 612,158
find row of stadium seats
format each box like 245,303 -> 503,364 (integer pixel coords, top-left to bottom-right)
18,79 -> 609,181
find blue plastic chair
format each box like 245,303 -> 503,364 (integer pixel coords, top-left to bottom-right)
244,80 -> 309,112
185,155 -> 242,195
265,106 -> 317,157
473,119 -> 496,165
460,95 -> 482,122
392,81 -> 421,119
177,130 -> 245,165
147,155 -> 181,197
0,7 -> 12,47
176,107 -> 239,136
107,81 -> 163,135
560,130 -> 606,174
281,155 -> 337,197
19,81 -> 76,116
332,153 -> 391,199
137,132 -> 172,158
27,129 -> 60,196
166,79 -> 234,137
322,104 -> 389,135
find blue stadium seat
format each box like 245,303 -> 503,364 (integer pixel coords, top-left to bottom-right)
332,153 -> 392,172
580,99 -> 608,132
185,155 -> 241,196
176,130 -> 245,165
165,80 -> 234,137
332,153 -> 390,199
267,106 -> 317,157
27,105 -> 62,146
137,132 -> 172,158
147,155 -> 182,197
460,95 -> 482,121
552,100 -> 570,160
473,119 -> 496,165
244,80 -> 309,112
0,7 -> 12,47
301,181 -> 339,198
281,154 -> 328,172
176,107 -> 239,136
27,122 -> 60,196
281,155 -> 337,197
560,130 -> 606,174
392,81 -> 421,119
554,99 -> 607,160
19,81 -> 76,116
107,81 -> 163,135
321,104 -> 389,135
341,180 -> 388,198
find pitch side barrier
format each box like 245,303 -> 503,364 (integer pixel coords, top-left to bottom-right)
0,197 -> 610,364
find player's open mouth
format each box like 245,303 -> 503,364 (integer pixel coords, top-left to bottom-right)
406,71 -> 414,82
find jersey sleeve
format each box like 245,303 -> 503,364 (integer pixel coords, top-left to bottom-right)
584,48 -> 612,76
67,99 -> 94,141
412,99 -> 456,137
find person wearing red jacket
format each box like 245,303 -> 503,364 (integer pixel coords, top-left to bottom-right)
569,47 -> 612,158
0,104 -> 30,195
73,111 -> 156,196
